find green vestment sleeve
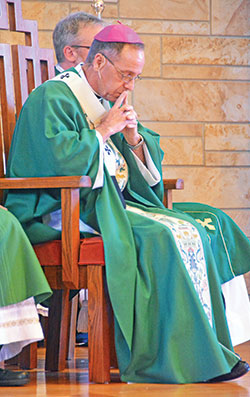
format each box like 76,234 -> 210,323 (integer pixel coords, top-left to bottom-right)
5,77 -> 103,242
110,122 -> 165,207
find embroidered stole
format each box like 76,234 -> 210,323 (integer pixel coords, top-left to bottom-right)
51,70 -> 126,207
52,70 -> 108,128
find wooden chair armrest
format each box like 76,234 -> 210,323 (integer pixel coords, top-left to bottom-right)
163,178 -> 184,209
0,175 -> 91,290
163,178 -> 184,190
0,175 -> 91,189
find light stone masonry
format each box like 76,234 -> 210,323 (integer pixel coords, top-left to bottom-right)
162,166 -> 250,209
161,137 -> 203,165
135,81 -> 249,122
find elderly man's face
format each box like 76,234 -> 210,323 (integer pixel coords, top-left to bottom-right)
96,44 -> 145,102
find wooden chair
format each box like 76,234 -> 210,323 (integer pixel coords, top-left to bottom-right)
0,0 -> 184,383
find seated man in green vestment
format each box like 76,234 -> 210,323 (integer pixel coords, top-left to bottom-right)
4,24 -> 250,384
0,206 -> 52,386
52,11 -> 250,349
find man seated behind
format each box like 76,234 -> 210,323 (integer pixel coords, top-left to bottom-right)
53,11 -> 106,74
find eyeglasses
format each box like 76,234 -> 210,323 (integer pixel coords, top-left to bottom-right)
100,52 -> 141,83
71,45 -> 91,50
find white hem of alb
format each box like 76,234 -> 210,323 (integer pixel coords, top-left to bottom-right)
222,275 -> 250,346
0,297 -> 44,361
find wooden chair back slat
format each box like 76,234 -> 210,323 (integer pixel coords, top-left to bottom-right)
0,0 -> 8,28
0,43 -> 16,201
0,0 -> 55,182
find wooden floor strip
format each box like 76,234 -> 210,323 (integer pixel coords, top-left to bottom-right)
1,341 -> 250,396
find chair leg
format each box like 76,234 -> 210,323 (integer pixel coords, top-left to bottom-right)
7,342 -> 37,370
18,342 -> 37,369
67,294 -> 78,360
104,282 -> 118,369
87,265 -> 111,383
45,289 -> 71,371
109,309 -> 118,369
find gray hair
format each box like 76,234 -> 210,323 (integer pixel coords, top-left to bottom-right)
85,40 -> 144,64
53,12 -> 106,63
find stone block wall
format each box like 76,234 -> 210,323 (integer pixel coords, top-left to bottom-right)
1,0 -> 249,240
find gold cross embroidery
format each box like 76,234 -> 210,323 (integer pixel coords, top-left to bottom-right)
195,218 -> 216,231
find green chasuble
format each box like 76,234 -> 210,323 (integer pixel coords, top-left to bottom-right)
0,208 -> 52,307
4,69 -> 250,383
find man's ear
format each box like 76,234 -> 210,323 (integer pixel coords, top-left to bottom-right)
92,53 -> 106,72
63,46 -> 77,62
